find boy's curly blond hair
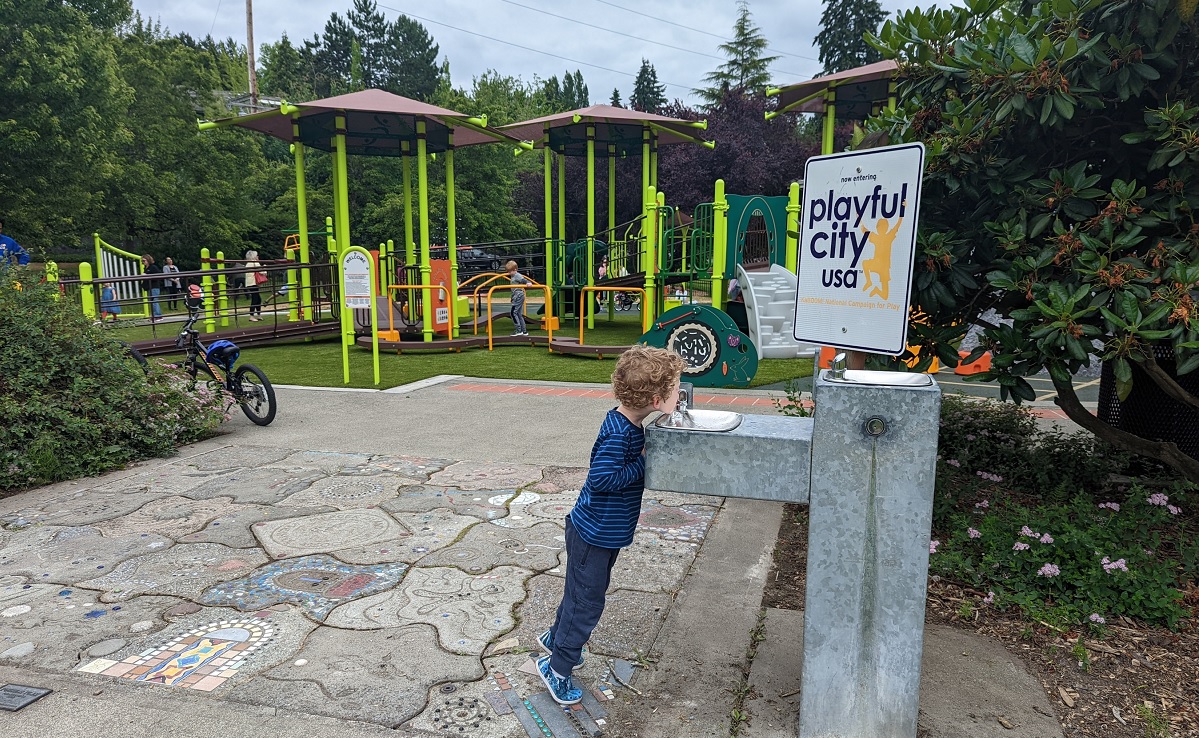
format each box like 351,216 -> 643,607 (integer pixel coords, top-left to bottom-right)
611,345 -> 685,410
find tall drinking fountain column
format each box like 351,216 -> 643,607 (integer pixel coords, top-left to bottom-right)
644,365 -> 941,738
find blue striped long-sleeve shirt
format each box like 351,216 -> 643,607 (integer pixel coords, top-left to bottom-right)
570,408 -> 646,548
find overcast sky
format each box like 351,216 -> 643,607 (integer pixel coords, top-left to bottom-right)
134,0 -> 927,106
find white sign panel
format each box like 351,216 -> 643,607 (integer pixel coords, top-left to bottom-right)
793,143 -> 925,355
342,250 -> 372,310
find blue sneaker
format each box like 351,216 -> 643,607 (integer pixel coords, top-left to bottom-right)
538,628 -> 585,669
536,655 -> 583,705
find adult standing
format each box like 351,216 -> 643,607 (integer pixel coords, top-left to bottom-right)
0,218 -> 30,267
141,254 -> 163,321
162,257 -> 182,309
244,249 -> 263,321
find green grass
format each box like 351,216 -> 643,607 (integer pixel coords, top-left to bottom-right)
211,311 -> 814,390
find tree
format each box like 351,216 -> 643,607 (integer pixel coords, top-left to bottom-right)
630,59 -> 666,113
539,70 -> 589,111
258,33 -> 312,100
871,0 -> 1199,481
610,88 -> 623,107
813,0 -> 886,74
696,0 -> 778,105
306,2 -> 441,99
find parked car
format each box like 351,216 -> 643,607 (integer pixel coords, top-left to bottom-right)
429,246 -> 506,274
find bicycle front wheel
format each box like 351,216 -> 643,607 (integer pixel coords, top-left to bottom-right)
234,363 -> 277,426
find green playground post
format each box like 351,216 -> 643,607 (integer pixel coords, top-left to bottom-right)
543,129 -> 552,293
446,133 -> 460,338
586,125 -> 595,330
325,216 -> 335,257
215,250 -> 229,327
786,181 -> 801,274
78,262 -> 96,318
402,142 -> 415,266
333,115 -> 352,261
822,85 -> 837,155
608,143 -> 616,321
92,233 -> 103,279
650,133 -> 659,191
557,150 -> 566,252
644,185 -> 658,321
417,118 -> 433,342
287,249 -> 299,322
378,239 -> 389,296
712,180 -> 729,311
291,127 -> 312,322
200,247 -> 215,333
641,128 -> 651,224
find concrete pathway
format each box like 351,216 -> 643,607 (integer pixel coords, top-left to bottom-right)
0,379 -> 1064,738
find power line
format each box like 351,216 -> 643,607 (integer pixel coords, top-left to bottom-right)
376,3 -> 702,91
590,0 -> 822,65
496,0 -> 809,78
208,0 -> 224,37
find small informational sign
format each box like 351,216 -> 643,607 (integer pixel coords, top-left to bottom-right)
793,143 -> 925,355
0,684 -> 52,711
342,249 -> 372,310
435,307 -> 449,324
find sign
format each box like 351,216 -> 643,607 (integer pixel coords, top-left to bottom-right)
793,143 -> 925,355
0,684 -> 52,711
341,250 -> 372,309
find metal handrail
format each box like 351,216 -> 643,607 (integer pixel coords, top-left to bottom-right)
484,282 -> 554,351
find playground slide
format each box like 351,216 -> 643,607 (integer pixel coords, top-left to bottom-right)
737,264 -> 817,360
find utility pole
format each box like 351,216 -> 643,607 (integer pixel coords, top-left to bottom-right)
245,0 -> 258,108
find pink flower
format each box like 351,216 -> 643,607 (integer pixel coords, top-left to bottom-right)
1098,502 -> 1121,512
1013,541 -> 1030,551
1089,613 -> 1105,624
929,540 -> 940,554
1101,556 -> 1129,573
1020,526 -> 1038,538
1037,563 -> 1061,578
983,591 -> 995,605
967,527 -> 982,539
1039,533 -> 1054,544
945,459 -> 961,467
966,434 -> 976,441
1148,493 -> 1170,507
1167,505 -> 1181,516
975,500 -> 990,509
976,470 -> 1003,482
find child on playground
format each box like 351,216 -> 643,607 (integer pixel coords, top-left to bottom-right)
537,345 -> 684,704
99,281 -> 120,323
505,260 -> 531,336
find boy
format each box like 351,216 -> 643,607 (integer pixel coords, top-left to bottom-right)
537,345 -> 685,704
505,260 -> 531,336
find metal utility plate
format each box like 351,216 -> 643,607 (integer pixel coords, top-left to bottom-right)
0,684 -> 52,711
654,408 -> 744,432
823,369 -> 934,387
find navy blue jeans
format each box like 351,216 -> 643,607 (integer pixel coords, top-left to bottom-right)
511,297 -> 526,333
548,514 -> 620,676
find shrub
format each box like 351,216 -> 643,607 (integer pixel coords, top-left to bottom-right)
0,267 -> 225,492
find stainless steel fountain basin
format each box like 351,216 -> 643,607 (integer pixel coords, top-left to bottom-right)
654,408 -> 743,432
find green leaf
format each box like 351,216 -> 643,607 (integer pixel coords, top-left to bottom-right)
1052,94 -> 1075,120
1116,375 -> 1134,402
1011,377 -> 1037,402
1114,356 -> 1132,383
1009,34 -> 1037,66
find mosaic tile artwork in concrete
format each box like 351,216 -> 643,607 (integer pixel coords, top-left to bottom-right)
492,491 -> 578,529
200,555 -> 410,621
0,490 -> 165,529
427,460 -> 545,491
228,623 -> 480,726
284,450 -> 451,480
514,574 -> 671,665
326,565 -> 531,654
607,533 -> 699,593
94,496 -> 253,540
0,526 -> 173,583
177,505 -> 336,549
77,606 -> 314,692
85,465 -> 229,498
185,445 -> 295,471
77,543 -> 267,603
404,651 -> 539,738
336,508 -> 478,564
644,489 -> 724,509
637,501 -> 717,544
251,507 -> 409,559
180,466 -> 325,505
1,582 -> 179,670
383,485 -> 514,520
278,474 -> 413,510
277,449 -> 374,473
527,466 -> 588,494
417,521 -> 565,574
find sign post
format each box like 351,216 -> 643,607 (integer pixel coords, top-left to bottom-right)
793,143 -> 926,356
340,247 -> 380,385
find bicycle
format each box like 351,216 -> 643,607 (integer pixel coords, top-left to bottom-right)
175,304 -> 277,426
613,291 -> 640,311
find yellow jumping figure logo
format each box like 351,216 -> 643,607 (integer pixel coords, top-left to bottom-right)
860,214 -> 903,301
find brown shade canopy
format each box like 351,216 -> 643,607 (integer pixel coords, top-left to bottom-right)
209,89 -> 519,155
500,104 -> 708,157
773,60 -> 898,119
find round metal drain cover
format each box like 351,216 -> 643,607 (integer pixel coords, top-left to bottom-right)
439,683 -> 458,694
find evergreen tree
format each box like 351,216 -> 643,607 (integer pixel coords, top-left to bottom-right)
258,33 -> 311,100
610,88 -> 622,107
307,2 -> 440,99
696,0 -> 778,105
630,59 -> 666,113
813,0 -> 886,74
